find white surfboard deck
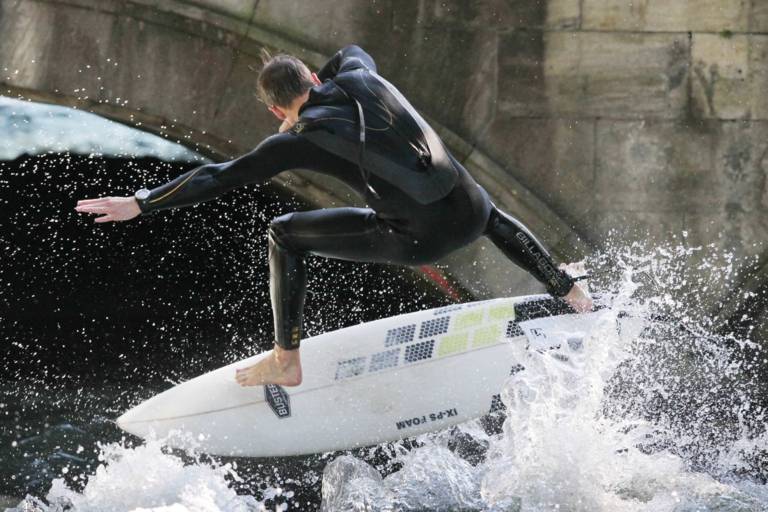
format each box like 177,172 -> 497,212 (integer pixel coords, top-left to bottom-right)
117,294 -> 603,457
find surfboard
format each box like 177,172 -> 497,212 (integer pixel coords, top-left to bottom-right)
117,294 -> 602,457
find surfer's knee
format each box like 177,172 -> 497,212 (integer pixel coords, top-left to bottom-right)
268,213 -> 298,252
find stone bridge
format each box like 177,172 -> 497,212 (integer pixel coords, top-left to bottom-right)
2,0 -> 768,335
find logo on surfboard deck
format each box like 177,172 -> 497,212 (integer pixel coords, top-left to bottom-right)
264,384 -> 291,419
395,408 -> 458,430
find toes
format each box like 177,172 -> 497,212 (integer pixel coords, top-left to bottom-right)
235,370 -> 254,387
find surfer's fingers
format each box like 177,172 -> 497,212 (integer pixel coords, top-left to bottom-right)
76,205 -> 109,214
77,198 -> 110,205
94,214 -> 115,223
76,199 -> 113,209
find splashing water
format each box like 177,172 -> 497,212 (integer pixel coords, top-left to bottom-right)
320,242 -> 768,511
7,433 -> 279,512
6,242 -> 768,511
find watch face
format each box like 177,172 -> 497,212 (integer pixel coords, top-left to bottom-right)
135,189 -> 150,201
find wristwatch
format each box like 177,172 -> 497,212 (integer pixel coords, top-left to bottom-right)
134,188 -> 151,213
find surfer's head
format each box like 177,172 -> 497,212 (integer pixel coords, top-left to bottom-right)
258,50 -> 320,128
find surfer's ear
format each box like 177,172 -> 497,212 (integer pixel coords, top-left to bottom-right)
268,105 -> 287,121
311,72 -> 321,86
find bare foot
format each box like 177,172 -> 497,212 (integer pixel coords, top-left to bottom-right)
235,345 -> 303,387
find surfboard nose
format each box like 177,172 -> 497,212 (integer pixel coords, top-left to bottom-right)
115,408 -> 144,438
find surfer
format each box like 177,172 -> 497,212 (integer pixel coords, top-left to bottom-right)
75,45 -> 592,387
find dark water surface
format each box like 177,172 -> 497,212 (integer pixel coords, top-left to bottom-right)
4,153 -> 768,511
0,152 -> 448,506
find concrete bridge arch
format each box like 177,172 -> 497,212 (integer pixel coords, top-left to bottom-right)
6,0 -> 767,323
0,0 -> 589,300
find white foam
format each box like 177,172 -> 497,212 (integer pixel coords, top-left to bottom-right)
320,244 -> 768,511
10,434 -> 272,512
10,244 -> 768,511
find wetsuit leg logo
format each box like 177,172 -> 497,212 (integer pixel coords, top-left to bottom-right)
264,384 -> 292,419
290,326 -> 301,348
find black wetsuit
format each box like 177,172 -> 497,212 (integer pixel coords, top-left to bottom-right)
137,45 -> 575,350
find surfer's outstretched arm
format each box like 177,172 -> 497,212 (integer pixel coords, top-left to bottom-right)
484,206 -> 592,312
75,133 -> 319,221
130,133 -> 307,214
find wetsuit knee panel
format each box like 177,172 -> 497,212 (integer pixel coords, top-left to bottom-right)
268,213 -> 299,252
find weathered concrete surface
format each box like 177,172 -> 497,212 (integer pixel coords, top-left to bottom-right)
476,30 -> 690,119
583,0 -> 750,33
691,34 -> 768,120
595,121 -> 715,214
752,1 -> 768,32
480,118 -> 595,229
253,0 -> 391,54
594,118 -> 768,306
2,0 -> 768,318
387,0 -> 579,31
544,31 -> 690,119
381,24 -> 500,143
683,120 -> 768,274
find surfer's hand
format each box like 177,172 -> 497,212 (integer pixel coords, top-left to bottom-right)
563,282 -> 592,313
558,262 -> 592,313
75,196 -> 141,223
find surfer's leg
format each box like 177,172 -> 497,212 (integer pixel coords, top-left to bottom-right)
237,207 -> 418,387
236,225 -> 306,387
266,207 -> 401,347
268,223 -> 307,351
484,206 -> 576,297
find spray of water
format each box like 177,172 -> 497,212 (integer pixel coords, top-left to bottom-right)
321,241 -> 768,511
6,241 -> 768,511
7,432 -> 283,512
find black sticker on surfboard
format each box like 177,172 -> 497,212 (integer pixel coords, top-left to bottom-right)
514,297 -> 575,321
489,394 -> 504,413
505,320 -> 524,338
264,384 -> 291,419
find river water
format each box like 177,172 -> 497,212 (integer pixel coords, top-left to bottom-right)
3,243 -> 767,511
1,97 -> 767,511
